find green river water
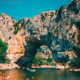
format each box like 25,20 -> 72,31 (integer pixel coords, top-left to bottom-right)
0,69 -> 80,80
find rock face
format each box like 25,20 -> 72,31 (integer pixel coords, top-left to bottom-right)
0,0 -> 80,68
0,14 -> 25,63
0,13 -> 15,42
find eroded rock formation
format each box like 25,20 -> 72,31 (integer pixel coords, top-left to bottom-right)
0,14 -> 25,63
0,0 -> 80,68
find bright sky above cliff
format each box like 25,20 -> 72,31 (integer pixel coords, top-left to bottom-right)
0,0 -> 71,21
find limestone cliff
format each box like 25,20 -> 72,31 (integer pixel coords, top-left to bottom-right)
0,14 -> 25,63
0,0 -> 80,68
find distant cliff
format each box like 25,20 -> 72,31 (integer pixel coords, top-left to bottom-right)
0,0 -> 80,68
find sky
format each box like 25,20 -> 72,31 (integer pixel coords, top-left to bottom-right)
0,0 -> 71,21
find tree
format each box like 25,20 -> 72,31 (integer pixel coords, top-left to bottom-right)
0,39 -> 8,63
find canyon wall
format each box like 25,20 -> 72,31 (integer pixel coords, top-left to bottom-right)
0,0 -> 80,68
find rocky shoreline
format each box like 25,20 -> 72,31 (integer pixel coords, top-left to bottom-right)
0,63 -> 80,72
0,63 -> 19,70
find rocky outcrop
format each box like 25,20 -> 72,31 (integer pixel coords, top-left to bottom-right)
15,0 -> 80,68
0,13 -> 15,42
0,14 -> 25,63
0,0 -> 80,68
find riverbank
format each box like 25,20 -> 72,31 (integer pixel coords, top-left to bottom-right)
0,63 -> 19,70
0,63 -> 80,71
0,63 -> 65,70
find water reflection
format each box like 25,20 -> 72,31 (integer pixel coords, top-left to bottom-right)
0,69 -> 25,80
0,69 -> 80,80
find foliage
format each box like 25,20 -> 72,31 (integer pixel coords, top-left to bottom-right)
68,1 -> 79,14
69,57 -> 80,68
55,6 -> 64,22
47,58 -> 53,63
50,12 -> 54,17
14,22 -> 20,34
33,56 -> 43,66
0,39 -> 8,63
68,1 -> 76,8
69,47 -> 80,68
40,13 -> 47,21
33,55 -> 55,66
69,58 -> 80,68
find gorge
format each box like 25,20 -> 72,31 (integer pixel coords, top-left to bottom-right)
0,0 -> 80,69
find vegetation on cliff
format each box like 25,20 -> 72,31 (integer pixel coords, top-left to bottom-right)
69,58 -> 80,68
14,22 -> 21,34
0,39 -> 8,63
33,55 -> 55,66
69,48 -> 80,68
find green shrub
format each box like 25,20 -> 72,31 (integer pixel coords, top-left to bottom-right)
68,1 -> 76,8
33,56 -> 43,66
14,22 -> 20,34
55,6 -> 64,22
40,13 -> 46,21
0,39 -> 8,63
33,55 -> 56,66
47,58 -> 53,63
69,47 -> 80,68
69,58 -> 80,68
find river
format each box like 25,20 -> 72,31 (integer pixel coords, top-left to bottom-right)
0,68 -> 80,80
